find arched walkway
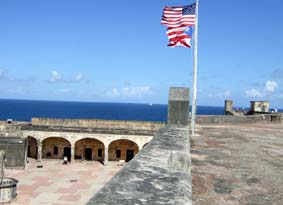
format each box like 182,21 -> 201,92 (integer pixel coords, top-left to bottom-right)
27,136 -> 37,159
42,137 -> 71,161
108,139 -> 139,162
75,138 -> 105,161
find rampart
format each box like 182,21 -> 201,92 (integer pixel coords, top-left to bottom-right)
87,125 -> 191,205
87,87 -> 192,205
196,114 -> 282,124
0,121 -> 28,137
31,118 -> 165,131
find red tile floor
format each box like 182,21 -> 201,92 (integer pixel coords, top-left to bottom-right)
6,158 -> 122,205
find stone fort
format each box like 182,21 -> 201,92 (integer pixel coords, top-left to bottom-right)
0,117 -> 164,167
1,87 -> 283,204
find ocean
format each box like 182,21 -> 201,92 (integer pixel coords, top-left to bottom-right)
0,99 -> 224,122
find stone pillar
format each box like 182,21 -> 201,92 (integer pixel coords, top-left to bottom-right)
104,147 -> 109,166
37,139 -> 42,162
224,100 -> 233,115
0,150 -> 5,179
71,145 -> 75,163
168,87 -> 190,126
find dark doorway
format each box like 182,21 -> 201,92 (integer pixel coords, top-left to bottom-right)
116,150 -> 121,158
53,146 -> 58,156
63,147 -> 71,162
28,145 -> 31,157
126,150 -> 134,162
98,149 -> 103,157
36,146 -> 38,158
85,148 -> 92,160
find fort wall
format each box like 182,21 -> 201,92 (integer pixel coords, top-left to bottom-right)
196,114 -> 282,124
87,87 -> 192,205
0,122 -> 25,137
87,125 -> 191,205
31,118 -> 165,131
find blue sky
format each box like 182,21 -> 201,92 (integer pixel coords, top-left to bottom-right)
0,0 -> 283,108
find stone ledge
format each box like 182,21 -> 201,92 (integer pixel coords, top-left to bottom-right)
87,125 -> 191,205
196,114 -> 273,124
31,118 -> 165,131
21,125 -> 156,136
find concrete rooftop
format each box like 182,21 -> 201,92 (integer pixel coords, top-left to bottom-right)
191,122 -> 283,205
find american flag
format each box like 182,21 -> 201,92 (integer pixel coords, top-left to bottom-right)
161,3 -> 196,48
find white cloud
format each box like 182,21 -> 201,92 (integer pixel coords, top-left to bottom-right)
245,89 -> 263,98
7,87 -> 24,94
106,86 -> 152,98
50,71 -> 85,83
245,80 -> 278,98
106,88 -> 120,97
264,80 -> 277,93
74,73 -> 83,82
50,71 -> 62,82
122,86 -> 151,96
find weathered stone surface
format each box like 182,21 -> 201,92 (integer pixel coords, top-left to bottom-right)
31,118 -> 165,131
87,125 -> 191,205
0,137 -> 26,168
22,124 -> 159,136
224,100 -> 233,115
168,87 -> 189,126
196,114 -> 273,124
0,121 -> 27,137
191,123 -> 283,205
271,113 -> 283,122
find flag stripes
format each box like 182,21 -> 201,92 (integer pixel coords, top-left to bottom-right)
161,4 -> 196,48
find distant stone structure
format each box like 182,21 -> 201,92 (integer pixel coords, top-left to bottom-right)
224,100 -> 246,116
224,100 -> 234,115
224,100 -> 272,116
250,101 -> 270,114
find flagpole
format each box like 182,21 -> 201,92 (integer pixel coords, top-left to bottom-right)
191,0 -> 199,136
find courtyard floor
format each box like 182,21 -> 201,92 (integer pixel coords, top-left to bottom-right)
6,158 -> 123,205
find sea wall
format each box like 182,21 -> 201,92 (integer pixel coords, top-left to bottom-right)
31,118 -> 165,131
87,87 -> 192,205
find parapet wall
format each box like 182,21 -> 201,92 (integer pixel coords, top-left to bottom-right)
0,121 -> 28,137
87,125 -> 191,205
31,118 -> 165,131
196,114 -> 274,124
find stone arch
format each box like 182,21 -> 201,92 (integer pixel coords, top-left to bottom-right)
41,135 -> 70,143
27,136 -> 37,159
74,138 -> 105,161
108,139 -> 139,162
142,143 -> 149,149
42,137 -> 71,161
